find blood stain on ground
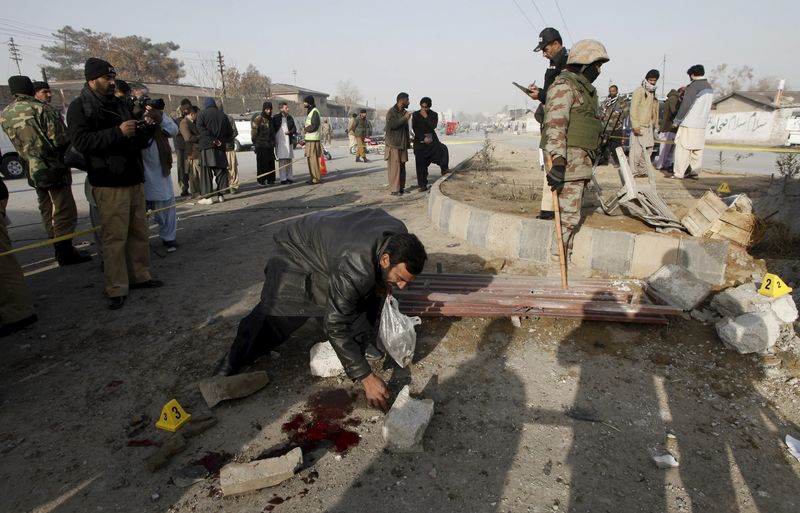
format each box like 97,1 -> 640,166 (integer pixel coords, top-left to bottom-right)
191,451 -> 233,475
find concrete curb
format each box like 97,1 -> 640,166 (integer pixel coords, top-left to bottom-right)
429,172 -> 728,284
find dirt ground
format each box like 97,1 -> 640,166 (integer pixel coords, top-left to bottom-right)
2,141 -> 799,513
442,144 -> 774,236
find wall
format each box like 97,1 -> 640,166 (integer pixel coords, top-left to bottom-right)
706,110 -> 778,144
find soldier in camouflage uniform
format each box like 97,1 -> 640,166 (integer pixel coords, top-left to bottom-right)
0,76 -> 91,266
543,40 -> 610,256
598,84 -> 627,166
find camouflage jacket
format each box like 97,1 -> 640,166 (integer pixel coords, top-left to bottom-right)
0,95 -> 71,189
599,95 -> 628,132
544,72 -> 597,182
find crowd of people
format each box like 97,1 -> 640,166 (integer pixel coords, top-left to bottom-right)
526,27 -> 714,260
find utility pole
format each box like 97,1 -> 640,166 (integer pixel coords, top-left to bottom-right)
292,69 -> 297,85
41,67 -> 48,82
8,38 -> 22,74
661,54 -> 666,97
217,51 -> 226,98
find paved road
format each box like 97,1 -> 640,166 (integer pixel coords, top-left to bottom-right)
4,131 -> 786,262
3,133 -> 488,263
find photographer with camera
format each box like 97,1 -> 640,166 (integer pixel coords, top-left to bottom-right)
137,95 -> 180,253
67,58 -> 164,310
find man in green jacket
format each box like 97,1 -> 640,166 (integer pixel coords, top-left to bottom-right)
353,109 -> 372,163
654,87 -> 684,171
384,92 -> 412,196
0,75 -> 91,266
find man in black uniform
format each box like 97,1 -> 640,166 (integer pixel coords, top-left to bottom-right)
411,97 -> 449,192
527,27 -> 568,220
215,208 -> 427,412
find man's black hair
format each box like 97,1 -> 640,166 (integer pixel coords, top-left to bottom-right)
359,108 -> 367,113
279,102 -> 288,107
384,233 -> 426,275
687,64 -> 705,77
180,98 -> 192,106
351,113 -> 357,117
396,92 -> 409,102
645,69 -> 660,80
609,84 -> 618,90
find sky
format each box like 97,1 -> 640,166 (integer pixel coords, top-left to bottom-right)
2,0 -> 799,116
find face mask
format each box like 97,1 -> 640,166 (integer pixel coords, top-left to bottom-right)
582,64 -> 601,83
643,80 -> 657,93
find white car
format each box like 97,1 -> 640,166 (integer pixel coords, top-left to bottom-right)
233,117 -> 252,151
0,130 -> 24,179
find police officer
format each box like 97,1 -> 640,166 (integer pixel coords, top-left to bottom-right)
528,27 -> 569,220
0,76 -> 91,266
543,40 -> 610,257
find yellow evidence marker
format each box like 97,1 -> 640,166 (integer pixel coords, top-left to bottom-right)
717,182 -> 731,194
155,399 -> 191,432
758,273 -> 793,298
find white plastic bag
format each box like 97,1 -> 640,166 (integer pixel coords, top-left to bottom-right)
378,295 -> 421,368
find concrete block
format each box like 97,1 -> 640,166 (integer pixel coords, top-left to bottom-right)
630,233 -> 680,278
198,372 -> 269,408
716,311 -> 781,354
711,282 -> 772,318
569,228 -> 593,270
678,238 -> 729,285
518,219 -> 554,263
382,385 -> 434,451
771,295 -> 799,324
438,200 -> 453,232
646,264 -> 712,311
220,447 -> 302,496
487,214 -> 522,259
448,203 -> 471,240
309,341 -> 345,377
591,230 -> 634,276
466,209 -> 490,248
428,193 -> 443,227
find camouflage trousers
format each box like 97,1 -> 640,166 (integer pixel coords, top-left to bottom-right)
552,179 -> 588,254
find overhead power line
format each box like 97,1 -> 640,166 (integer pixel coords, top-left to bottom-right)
511,0 -> 537,30
8,37 -> 22,74
553,0 -> 574,45
529,0 -> 548,25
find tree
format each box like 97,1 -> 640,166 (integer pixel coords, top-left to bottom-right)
41,25 -> 184,83
335,80 -> 362,115
219,64 -> 271,97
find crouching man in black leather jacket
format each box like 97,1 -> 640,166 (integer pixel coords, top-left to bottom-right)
215,208 -> 427,411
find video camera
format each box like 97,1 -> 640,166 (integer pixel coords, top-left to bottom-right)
138,96 -> 165,110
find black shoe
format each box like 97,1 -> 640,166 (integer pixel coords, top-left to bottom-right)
162,240 -> 178,253
390,191 -> 402,196
108,296 -> 126,310
286,179 -> 294,184
280,180 -> 289,185
418,185 -> 428,192
536,211 -> 555,220
355,157 -> 361,162
130,279 -> 164,290
180,191 -> 190,197
0,314 -> 38,337
212,352 -> 239,377
54,241 -> 92,266
363,158 -> 370,163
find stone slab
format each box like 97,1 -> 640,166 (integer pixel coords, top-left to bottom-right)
716,311 -> 781,354
591,230 -> 634,276
518,219 -> 554,263
487,214 -> 522,259
630,233 -> 681,278
448,202 -> 472,240
646,264 -> 712,311
569,228 -> 593,270
678,238 -> 729,285
220,447 -> 302,496
309,341 -> 346,377
466,209 -> 491,248
383,385 -> 434,451
198,372 -> 269,408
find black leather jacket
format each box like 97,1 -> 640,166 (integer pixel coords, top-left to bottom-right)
267,208 -> 408,380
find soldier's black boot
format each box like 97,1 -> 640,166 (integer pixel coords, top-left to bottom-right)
54,240 -> 92,266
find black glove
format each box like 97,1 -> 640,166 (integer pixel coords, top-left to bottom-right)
546,165 -> 566,192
